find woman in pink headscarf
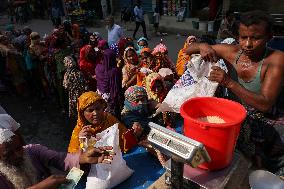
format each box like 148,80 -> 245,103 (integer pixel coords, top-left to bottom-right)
176,35 -> 197,76
151,42 -> 176,76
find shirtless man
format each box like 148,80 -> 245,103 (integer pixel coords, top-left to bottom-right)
186,10 -> 284,113
185,10 -> 284,174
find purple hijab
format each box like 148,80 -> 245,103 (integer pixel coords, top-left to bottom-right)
96,49 -> 122,103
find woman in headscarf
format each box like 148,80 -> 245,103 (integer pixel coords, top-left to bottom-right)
63,56 -> 88,118
121,85 -> 167,165
68,91 -> 127,153
176,36 -> 197,77
122,47 -> 139,89
96,49 -> 122,118
117,37 -> 135,69
145,73 -> 167,104
71,24 -> 83,60
97,39 -> 109,50
151,42 -> 176,76
0,35 -> 26,94
136,47 -> 153,87
136,37 -> 148,55
121,85 -> 151,135
79,36 -> 97,91
145,72 -> 175,128
28,32 -> 49,97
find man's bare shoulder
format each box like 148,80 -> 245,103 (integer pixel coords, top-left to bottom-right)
212,44 -> 240,60
268,49 -> 284,67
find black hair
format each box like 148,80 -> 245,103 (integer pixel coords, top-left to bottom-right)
240,10 -> 273,33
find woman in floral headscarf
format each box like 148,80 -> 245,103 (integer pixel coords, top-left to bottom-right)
151,42 -> 176,75
63,56 -> 88,118
145,73 -> 167,104
68,91 -> 127,153
176,35 -> 197,76
122,47 -> 139,89
145,72 -> 175,129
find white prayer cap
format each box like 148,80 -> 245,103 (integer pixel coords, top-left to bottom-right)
0,128 -> 15,144
0,114 -> 20,132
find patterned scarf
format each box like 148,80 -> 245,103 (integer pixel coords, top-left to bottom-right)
145,73 -> 167,103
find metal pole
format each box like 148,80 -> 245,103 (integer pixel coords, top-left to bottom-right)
171,158 -> 183,189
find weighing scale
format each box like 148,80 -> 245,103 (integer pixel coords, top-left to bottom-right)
148,122 -> 211,189
148,122 -> 249,189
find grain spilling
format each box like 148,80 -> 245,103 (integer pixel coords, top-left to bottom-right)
198,116 -> 225,123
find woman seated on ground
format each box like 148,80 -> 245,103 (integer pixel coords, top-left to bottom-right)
136,47 -> 154,87
176,35 -> 197,77
145,73 -> 175,128
68,91 -> 128,153
136,37 -> 148,55
122,47 -> 140,89
96,49 -> 122,119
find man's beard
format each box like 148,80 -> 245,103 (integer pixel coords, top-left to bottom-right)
0,152 -> 38,189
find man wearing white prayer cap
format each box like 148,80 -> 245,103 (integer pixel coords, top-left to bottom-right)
0,120 -> 115,189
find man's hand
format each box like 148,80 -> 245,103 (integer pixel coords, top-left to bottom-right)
79,146 -> 115,165
27,175 -> 69,189
208,66 -> 233,87
200,43 -> 218,62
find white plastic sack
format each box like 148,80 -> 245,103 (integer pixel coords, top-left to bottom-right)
156,54 -> 226,113
86,124 -> 134,189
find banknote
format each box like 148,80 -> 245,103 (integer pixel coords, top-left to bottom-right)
59,167 -> 84,189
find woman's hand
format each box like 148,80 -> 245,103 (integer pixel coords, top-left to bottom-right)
79,125 -> 93,138
27,175 -> 69,189
132,122 -> 143,139
200,43 -> 218,62
79,146 -> 115,164
208,66 -> 233,87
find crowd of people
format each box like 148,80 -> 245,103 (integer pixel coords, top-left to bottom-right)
0,9 -> 284,189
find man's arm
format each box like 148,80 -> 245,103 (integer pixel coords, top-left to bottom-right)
210,52 -> 284,112
228,56 -> 284,112
184,42 -> 234,63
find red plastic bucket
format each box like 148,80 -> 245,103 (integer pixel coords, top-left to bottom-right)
180,97 -> 247,170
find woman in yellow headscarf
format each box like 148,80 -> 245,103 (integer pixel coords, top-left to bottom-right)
176,36 -> 197,77
68,91 -> 127,153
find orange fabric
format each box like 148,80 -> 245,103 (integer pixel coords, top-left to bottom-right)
176,49 -> 190,77
68,91 -> 127,153
136,72 -> 146,87
176,36 -> 197,76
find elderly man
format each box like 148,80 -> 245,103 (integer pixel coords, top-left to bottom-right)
105,16 -> 123,46
0,114 -> 114,189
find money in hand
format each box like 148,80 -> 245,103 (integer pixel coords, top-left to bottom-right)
59,167 -> 84,189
